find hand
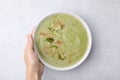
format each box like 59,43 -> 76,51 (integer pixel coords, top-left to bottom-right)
24,31 -> 44,80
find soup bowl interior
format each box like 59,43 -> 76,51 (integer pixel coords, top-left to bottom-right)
34,12 -> 92,71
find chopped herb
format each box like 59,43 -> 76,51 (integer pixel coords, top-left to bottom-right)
50,45 -> 58,57
58,52 -> 65,60
45,37 -> 54,44
48,27 -> 52,30
55,26 -> 61,30
51,29 -> 55,33
50,45 -> 58,49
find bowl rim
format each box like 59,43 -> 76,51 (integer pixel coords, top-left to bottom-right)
34,12 -> 92,71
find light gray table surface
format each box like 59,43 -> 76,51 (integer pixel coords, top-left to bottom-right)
0,0 -> 120,80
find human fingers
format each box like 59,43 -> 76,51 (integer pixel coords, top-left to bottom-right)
26,34 -> 34,51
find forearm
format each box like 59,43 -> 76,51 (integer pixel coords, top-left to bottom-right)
26,68 -> 41,80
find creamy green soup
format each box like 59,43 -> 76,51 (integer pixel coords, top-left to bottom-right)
35,13 -> 88,67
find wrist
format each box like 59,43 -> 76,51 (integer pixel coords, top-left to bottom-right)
26,67 -> 42,80
26,64 -> 40,72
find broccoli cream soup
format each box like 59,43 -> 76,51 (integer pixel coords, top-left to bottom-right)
35,13 -> 89,68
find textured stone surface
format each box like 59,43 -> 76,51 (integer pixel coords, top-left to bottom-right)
0,0 -> 120,80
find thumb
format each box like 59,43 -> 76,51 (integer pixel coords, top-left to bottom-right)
26,34 -> 34,50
